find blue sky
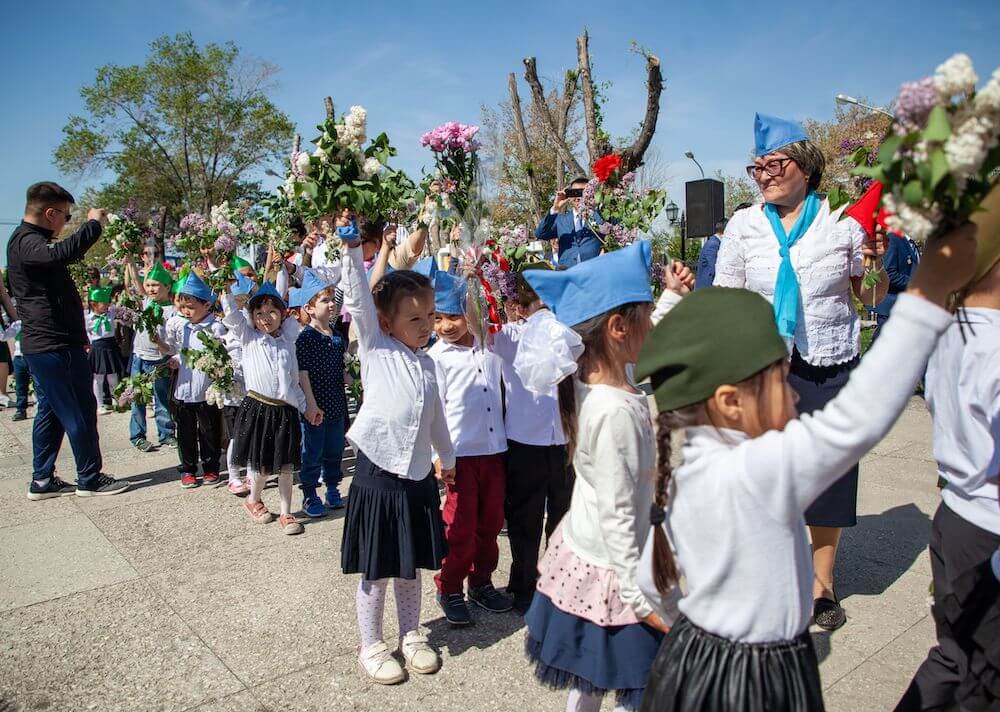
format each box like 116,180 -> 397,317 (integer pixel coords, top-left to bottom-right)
2,0 -> 999,261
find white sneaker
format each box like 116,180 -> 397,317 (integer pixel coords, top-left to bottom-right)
0,393 -> 10,408
97,405 -> 113,415
399,630 -> 440,674
358,641 -> 405,685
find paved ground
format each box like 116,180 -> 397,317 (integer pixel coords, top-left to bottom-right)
0,397 -> 941,711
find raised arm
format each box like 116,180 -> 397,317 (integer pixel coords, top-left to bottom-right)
219,291 -> 252,343
341,244 -> 380,353
19,220 -> 103,267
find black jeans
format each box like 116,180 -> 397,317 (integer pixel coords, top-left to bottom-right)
175,401 -> 221,475
504,440 -> 574,601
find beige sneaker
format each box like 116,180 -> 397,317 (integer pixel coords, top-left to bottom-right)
243,499 -> 273,524
358,641 -> 405,685
399,630 -> 440,674
279,513 -> 304,535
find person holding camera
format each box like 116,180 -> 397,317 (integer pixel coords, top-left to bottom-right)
535,177 -> 603,266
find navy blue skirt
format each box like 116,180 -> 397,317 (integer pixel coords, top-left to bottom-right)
789,350 -> 859,528
525,590 -> 664,711
89,337 -> 125,375
340,449 -> 447,580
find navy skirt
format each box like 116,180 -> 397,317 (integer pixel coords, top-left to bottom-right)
340,449 -> 447,580
524,590 -> 664,711
89,337 -> 125,375
789,349 -> 859,528
640,615 -> 824,712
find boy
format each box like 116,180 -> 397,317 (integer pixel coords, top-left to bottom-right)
429,270 -> 512,625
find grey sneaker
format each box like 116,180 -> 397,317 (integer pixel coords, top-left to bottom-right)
76,474 -> 130,497
159,436 -> 178,448
27,476 -> 77,501
132,438 -> 155,453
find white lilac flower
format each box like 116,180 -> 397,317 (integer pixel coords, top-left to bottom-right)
107,213 -> 120,224
362,157 -> 382,179
295,151 -> 311,176
934,53 -> 978,98
944,116 -> 996,179
314,146 -> 330,163
973,68 -> 1000,114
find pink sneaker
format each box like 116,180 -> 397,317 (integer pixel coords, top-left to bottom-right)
243,499 -> 273,524
227,481 -> 250,497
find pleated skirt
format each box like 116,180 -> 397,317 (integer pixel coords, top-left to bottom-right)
639,615 -> 825,712
524,589 -> 664,711
232,394 -> 300,474
340,449 -> 447,580
89,337 -> 124,375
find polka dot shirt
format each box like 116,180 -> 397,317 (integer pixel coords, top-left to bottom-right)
295,326 -> 347,422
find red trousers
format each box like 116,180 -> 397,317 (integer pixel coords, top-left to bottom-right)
435,453 -> 507,595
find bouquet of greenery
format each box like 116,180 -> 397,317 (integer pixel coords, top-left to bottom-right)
344,351 -> 363,404
104,211 -> 148,264
180,331 -> 238,408
584,154 -> 667,251
111,368 -> 166,412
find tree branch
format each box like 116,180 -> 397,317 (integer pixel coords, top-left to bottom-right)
508,73 -> 544,223
555,70 -> 579,188
324,96 -> 335,120
619,53 -> 663,174
522,57 -> 586,178
576,31 -> 608,166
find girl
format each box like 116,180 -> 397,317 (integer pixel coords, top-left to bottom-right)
517,240 -> 671,712
86,285 -> 123,415
338,216 -> 454,685
221,282 -> 320,535
634,223 -> 977,712
222,273 -> 253,496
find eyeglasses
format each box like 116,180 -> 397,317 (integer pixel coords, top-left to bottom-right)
49,207 -> 72,221
746,158 -> 795,180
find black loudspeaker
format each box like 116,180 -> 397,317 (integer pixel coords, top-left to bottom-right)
685,179 -> 725,238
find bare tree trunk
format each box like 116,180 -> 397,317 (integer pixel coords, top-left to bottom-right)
577,31 -> 608,166
508,73 -> 544,223
324,97 -> 335,120
522,57 -> 587,178
619,53 -> 663,174
555,70 -> 579,188
293,134 -> 301,153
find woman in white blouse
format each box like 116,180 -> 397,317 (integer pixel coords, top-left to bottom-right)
714,113 -> 887,630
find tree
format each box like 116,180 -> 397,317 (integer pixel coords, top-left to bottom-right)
55,33 -> 294,223
802,101 -> 893,195
714,170 -> 759,216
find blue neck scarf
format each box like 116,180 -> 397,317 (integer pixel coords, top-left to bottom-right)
763,191 -> 821,339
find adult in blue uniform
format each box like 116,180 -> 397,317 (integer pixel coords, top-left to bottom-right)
694,219 -> 727,289
535,177 -> 603,266
872,232 -> 920,341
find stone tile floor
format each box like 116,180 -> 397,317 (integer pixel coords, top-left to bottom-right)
0,398 -> 941,710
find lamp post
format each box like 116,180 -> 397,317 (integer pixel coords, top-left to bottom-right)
665,201 -> 687,262
684,151 -> 705,179
835,94 -> 894,119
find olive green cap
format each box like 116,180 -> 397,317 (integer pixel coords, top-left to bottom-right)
635,288 -> 789,412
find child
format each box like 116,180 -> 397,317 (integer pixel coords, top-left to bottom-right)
517,240 -> 668,712
634,223 -> 977,712
164,271 -> 227,489
491,263 -> 574,614
3,319 -> 28,421
86,285 -> 123,415
296,269 -> 349,517
221,281 -> 319,535
222,272 -> 253,496
428,270 -> 512,625
896,253 -> 1000,711
125,262 -> 176,451
338,217 -> 454,685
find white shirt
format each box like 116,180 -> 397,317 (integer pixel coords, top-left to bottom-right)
220,292 -> 306,413
714,199 -> 866,366
926,307 -> 1000,535
85,310 -> 115,343
164,314 -> 228,403
428,337 -> 506,457
221,328 -> 245,407
492,312 -> 566,447
640,294 -> 953,642
561,380 -> 657,619
341,244 -> 455,478
133,299 -> 174,361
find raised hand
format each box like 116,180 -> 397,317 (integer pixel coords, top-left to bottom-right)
907,223 -> 978,307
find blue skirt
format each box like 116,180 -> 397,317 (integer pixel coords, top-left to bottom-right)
525,590 -> 664,711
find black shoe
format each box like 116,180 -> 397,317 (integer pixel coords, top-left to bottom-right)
12,410 -> 27,422
437,592 -> 472,626
27,476 -> 77,501
132,438 -> 155,453
76,474 -> 130,497
813,597 -> 846,631
468,583 -> 513,613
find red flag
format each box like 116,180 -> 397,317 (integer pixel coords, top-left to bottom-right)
844,180 -> 883,239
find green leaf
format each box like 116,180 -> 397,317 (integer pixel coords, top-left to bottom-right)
923,105 -> 951,143
902,179 -> 924,206
879,135 -> 903,167
827,186 -> 851,213
928,148 -> 950,190
852,164 -> 887,183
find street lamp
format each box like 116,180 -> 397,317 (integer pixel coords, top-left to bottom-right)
684,151 -> 705,179
664,201 -> 679,224
665,201 -> 688,262
835,94 -> 894,119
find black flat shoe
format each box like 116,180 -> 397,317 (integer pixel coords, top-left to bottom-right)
813,596 -> 846,631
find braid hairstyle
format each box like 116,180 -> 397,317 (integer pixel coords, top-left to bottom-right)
371,269 -> 433,318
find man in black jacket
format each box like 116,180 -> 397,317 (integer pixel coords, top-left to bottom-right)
6,182 -> 129,499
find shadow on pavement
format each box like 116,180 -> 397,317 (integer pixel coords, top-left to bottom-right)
810,629 -> 832,664
425,609 -> 526,657
837,503 -> 931,599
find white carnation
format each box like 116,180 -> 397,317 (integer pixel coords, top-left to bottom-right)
362,157 -> 382,179
295,151 -> 311,176
934,53 -> 978,98
973,68 -> 1000,113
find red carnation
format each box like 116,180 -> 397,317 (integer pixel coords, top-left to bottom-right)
498,255 -> 511,272
592,153 -> 622,183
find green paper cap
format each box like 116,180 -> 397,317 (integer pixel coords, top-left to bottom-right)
171,264 -> 192,294
88,285 -> 114,303
635,288 -> 789,412
145,263 -> 174,287
231,255 -> 252,271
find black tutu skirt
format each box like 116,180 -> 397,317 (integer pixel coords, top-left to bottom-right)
525,590 -> 664,711
640,615 -> 824,712
340,449 -> 447,580
221,404 -> 240,441
232,392 -> 301,474
89,337 -> 125,375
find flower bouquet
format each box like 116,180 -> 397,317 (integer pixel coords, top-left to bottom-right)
344,351 -> 363,404
111,368 -> 166,412
481,223 -> 533,305
107,297 -> 139,329
104,204 -> 148,264
180,331 -> 239,408
420,122 -> 483,226
584,154 -> 667,251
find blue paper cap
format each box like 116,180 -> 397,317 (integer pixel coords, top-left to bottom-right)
433,271 -> 467,315
230,271 -> 254,296
248,281 -> 285,311
754,112 -> 810,156
298,268 -> 334,307
523,240 -> 653,327
178,270 -> 216,304
412,256 -> 439,280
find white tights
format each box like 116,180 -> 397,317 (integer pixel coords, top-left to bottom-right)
93,373 -> 119,406
356,575 -> 422,649
226,440 -> 243,484
566,689 -> 628,712
247,465 -> 292,515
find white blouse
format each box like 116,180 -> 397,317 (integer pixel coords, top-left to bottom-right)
85,310 -> 116,343
164,315 -> 229,403
714,200 -> 866,366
